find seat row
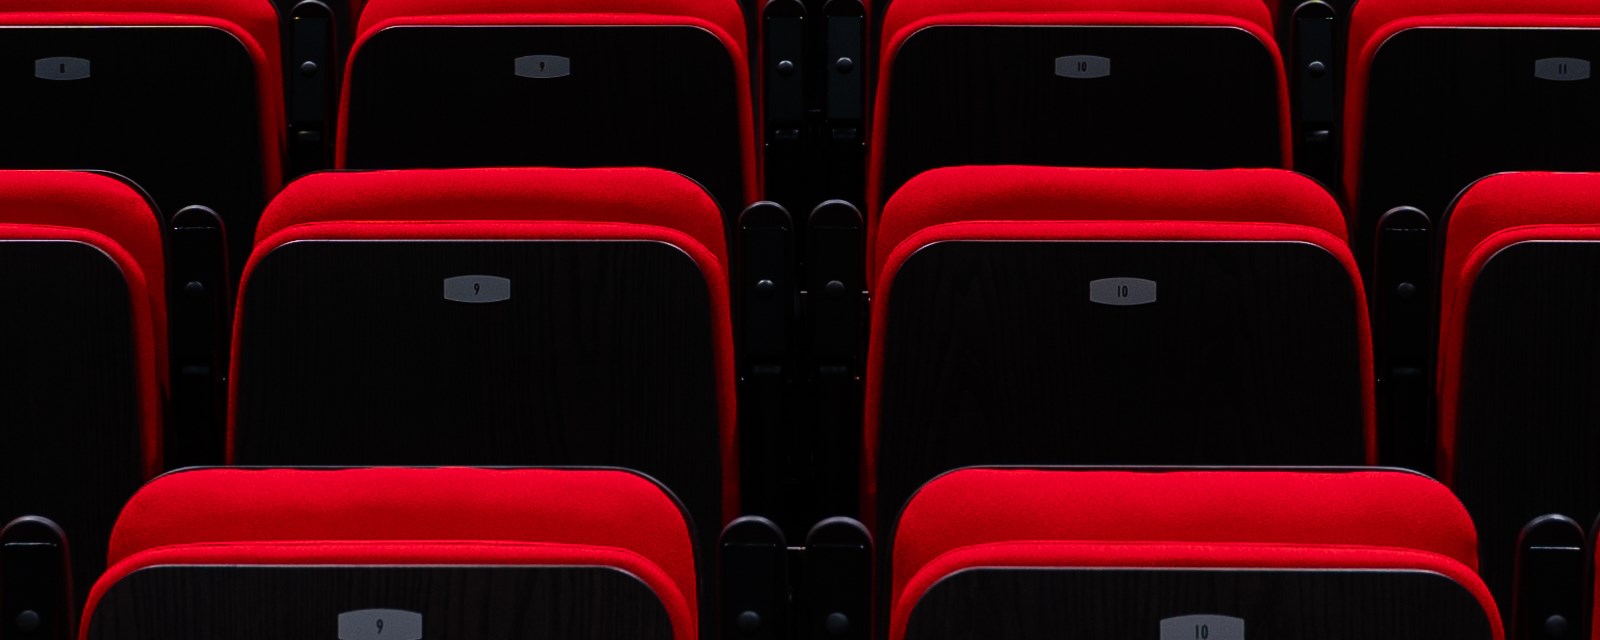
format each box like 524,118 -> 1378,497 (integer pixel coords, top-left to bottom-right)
4,0 -> 1600,636
5,0 -> 1593,266
2,0 -> 1588,477
5,166 -> 1600,629
8,466 -> 1521,640
0,0 -> 1586,444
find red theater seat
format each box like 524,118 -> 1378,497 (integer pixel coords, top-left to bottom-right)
888,468 -> 1502,640
0,171 -> 166,608
1342,1 -> 1600,553
869,0 -> 1289,228
866,166 -> 1373,532
1435,171 -> 1600,616
1345,0 -> 1600,260
229,168 -> 735,553
0,0 -> 286,270
338,0 -> 757,215
80,467 -> 700,640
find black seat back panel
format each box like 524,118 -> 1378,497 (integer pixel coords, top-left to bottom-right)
881,25 -> 1283,206
877,240 -> 1366,527
234,239 -> 723,549
906,568 -> 1493,640
0,240 -> 144,606
1454,241 -> 1600,613
85,566 -> 673,640
344,25 -> 748,215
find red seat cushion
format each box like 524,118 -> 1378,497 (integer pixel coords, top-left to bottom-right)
873,162 -> 1306,266
890,468 -> 1500,640
873,165 -> 1350,277
880,0 -> 1276,44
252,167 -> 729,267
864,0 -> 1273,25
0,170 -> 166,478
1435,172 -> 1600,484
0,0 -> 279,68
355,0 -> 746,47
93,467 -> 700,640
1342,0 -> 1600,208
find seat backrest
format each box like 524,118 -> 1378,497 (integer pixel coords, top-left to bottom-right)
869,0 -> 1289,228
0,170 -> 167,608
889,467 -> 1501,640
1435,171 -> 1600,616
338,0 -> 757,216
866,166 -> 1373,532
0,0 -> 286,271
1345,0 -> 1600,262
228,167 -> 735,553
81,467 -> 701,640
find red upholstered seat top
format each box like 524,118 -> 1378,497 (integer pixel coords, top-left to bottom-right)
874,166 -> 1348,278
1349,0 -> 1600,58
894,468 -> 1478,578
890,468 -> 1491,637
1435,172 -> 1600,483
0,171 -> 165,304
356,0 -> 747,50
100,467 -> 699,635
0,0 -> 279,48
255,167 -> 728,268
880,0 -> 1277,46
0,170 -> 167,477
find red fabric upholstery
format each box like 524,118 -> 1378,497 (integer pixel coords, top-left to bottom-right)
0,0 -> 286,196
338,0 -> 757,201
0,0 -> 279,55
1342,0 -> 1600,208
0,170 -> 166,478
1435,172 -> 1600,484
864,168 -> 1375,512
864,0 -> 1273,25
890,468 -> 1500,640
88,544 -> 691,639
87,467 -> 698,640
870,0 -> 1290,218
880,0 -> 1276,45
355,0 -> 745,44
252,168 -> 728,261
873,166 -> 1349,276
230,168 -> 737,517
